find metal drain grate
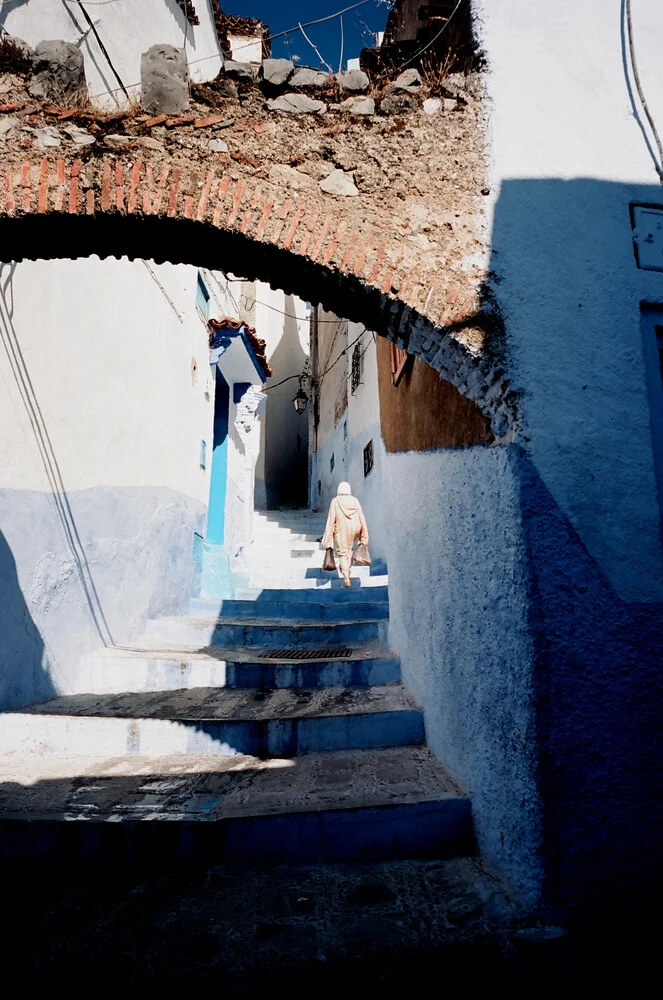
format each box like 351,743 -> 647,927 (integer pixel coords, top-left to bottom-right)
260,648 -> 354,660
291,549 -> 317,558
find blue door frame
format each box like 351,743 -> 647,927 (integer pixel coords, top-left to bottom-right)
206,370 -> 229,546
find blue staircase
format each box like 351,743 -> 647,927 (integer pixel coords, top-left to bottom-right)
0,509 -> 473,869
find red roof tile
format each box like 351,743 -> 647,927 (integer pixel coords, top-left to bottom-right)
208,316 -> 272,379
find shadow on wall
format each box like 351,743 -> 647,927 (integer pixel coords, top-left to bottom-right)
259,295 -> 308,509
516,447 -> 663,923
386,176 -> 663,925
493,178 -> 663,918
0,529 -> 54,709
0,262 -> 204,710
0,263 -> 115,652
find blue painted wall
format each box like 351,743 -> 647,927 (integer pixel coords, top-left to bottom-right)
0,485 -> 205,710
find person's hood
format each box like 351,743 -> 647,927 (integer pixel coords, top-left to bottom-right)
336,495 -> 361,517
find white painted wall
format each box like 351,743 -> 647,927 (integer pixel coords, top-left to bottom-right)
0,257 -> 214,501
311,322 -> 388,566
1,0 -> 223,107
0,255 -> 242,710
474,0 -> 663,601
248,282 -> 310,509
383,0 -> 663,911
228,33 -> 262,64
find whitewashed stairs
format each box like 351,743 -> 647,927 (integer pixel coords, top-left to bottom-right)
0,508 -> 473,869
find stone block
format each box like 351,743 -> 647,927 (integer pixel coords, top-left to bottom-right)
268,94 -> 326,115
215,78 -> 238,100
4,35 -> 34,61
260,58 -> 295,89
380,91 -> 418,115
224,60 -> 254,83
389,68 -> 423,93
63,123 -> 95,146
339,70 -> 370,93
291,68 -> 330,88
34,125 -> 61,149
141,43 -> 188,114
423,98 -> 441,115
319,169 -> 359,197
341,96 -> 375,115
29,40 -> 88,106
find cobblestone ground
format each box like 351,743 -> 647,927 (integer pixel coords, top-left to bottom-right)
2,856 -> 574,995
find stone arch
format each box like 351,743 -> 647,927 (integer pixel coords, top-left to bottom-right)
0,152 -> 516,438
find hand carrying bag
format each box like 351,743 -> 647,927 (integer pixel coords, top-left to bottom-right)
323,547 -> 336,571
353,543 -> 372,566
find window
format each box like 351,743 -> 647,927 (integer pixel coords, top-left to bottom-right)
351,342 -> 363,394
200,439 -> 207,470
390,342 -> 409,386
330,453 -> 335,473
196,272 -> 211,320
641,306 -> 663,517
363,439 -> 374,478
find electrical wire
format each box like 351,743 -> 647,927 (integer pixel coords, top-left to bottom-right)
265,322 -> 368,392
625,0 -> 663,183
375,0 -> 464,83
141,260 -> 184,323
266,1 -> 375,44
74,0 -> 130,102
85,0 -> 383,100
241,294 -> 345,324
0,263 -> 115,647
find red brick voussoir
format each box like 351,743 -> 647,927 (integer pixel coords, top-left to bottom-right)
0,153 -> 516,439
4,154 -> 458,324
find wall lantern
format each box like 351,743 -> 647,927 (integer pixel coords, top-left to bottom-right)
292,376 -> 308,415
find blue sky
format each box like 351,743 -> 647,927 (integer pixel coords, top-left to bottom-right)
221,1 -> 391,71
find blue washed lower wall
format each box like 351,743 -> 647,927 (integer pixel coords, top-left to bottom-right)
385,443 -> 663,918
0,486 -> 205,710
384,445 -> 544,907
516,449 -> 663,921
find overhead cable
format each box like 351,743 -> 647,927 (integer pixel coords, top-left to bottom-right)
625,0 -> 663,183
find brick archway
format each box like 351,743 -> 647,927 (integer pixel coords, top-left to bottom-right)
0,152 -> 516,438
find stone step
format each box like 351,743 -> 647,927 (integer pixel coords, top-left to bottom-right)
2,686 -> 424,758
254,521 -> 326,534
248,565 -> 387,584
77,644 -> 401,693
0,746 -> 472,868
251,533 -> 322,545
228,586 -> 389,604
143,616 -> 381,648
241,574 -> 389,590
187,598 -> 389,622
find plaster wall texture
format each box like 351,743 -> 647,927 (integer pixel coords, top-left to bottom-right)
224,394 -> 260,583
380,0 -> 663,915
475,0 -> 663,602
384,445 -> 542,905
250,283 -> 309,509
1,0 -> 223,107
0,256 -> 215,709
228,34 -> 262,65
